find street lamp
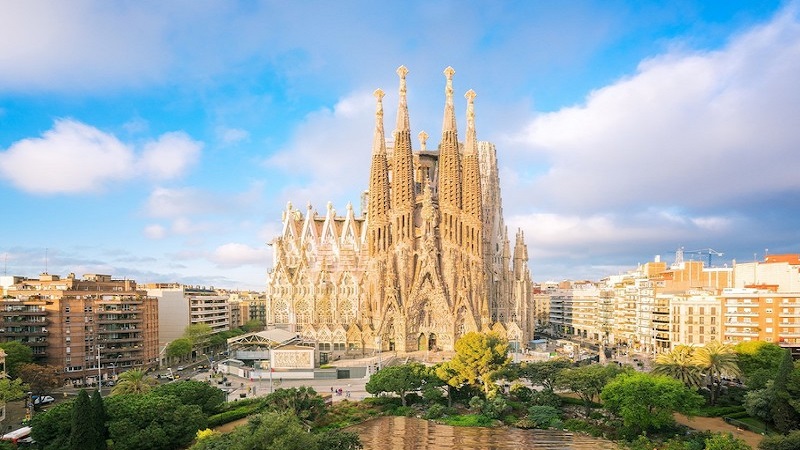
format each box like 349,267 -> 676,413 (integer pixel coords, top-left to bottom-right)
96,345 -> 103,389
112,354 -> 122,379
375,336 -> 382,371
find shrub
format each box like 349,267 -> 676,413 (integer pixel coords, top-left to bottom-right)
482,396 -> 511,419
530,389 -> 562,408
509,383 -> 532,402
423,403 -> 447,420
526,405 -> 561,429
439,414 -> 495,427
207,407 -> 253,427
468,396 -> 484,411
388,405 -> 414,417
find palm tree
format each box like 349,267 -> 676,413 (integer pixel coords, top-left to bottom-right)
652,345 -> 704,389
110,369 -> 158,396
692,340 -> 741,405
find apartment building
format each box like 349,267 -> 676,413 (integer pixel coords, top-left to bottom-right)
734,254 -> 800,292
670,292 -> 722,346
720,288 -> 800,345
2,273 -> 158,386
146,284 -> 231,355
547,253 -> 800,355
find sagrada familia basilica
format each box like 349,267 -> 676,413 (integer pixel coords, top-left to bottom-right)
265,66 -> 533,357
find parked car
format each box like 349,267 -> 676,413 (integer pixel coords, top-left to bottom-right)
32,395 -> 55,406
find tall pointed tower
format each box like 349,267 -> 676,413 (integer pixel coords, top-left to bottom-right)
265,67 -> 533,357
366,89 -> 391,257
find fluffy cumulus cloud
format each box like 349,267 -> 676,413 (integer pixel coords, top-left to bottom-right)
500,6 -> 800,278
513,7 -> 800,212
0,119 -> 201,194
265,91 -> 375,207
0,1 -> 167,90
210,243 -> 270,268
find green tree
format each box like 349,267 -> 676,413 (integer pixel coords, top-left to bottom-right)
735,341 -> 785,390
110,368 -> 158,396
769,349 -> 800,433
652,345 -> 704,388
556,363 -> 624,413
0,341 -> 34,377
184,323 -> 213,352
70,390 -> 100,450
264,387 -> 326,426
165,338 -> 193,362
704,432 -> 751,450
525,405 -> 561,429
783,358 -> 800,417
241,320 -> 265,333
692,340 -> 741,405
440,332 -> 510,395
758,430 -> 800,450
365,363 -> 426,406
191,412 -> 318,450
17,363 -> 61,396
30,400 -> 73,450
152,380 -> 225,415
600,372 -> 704,437
518,358 -> 572,392
314,429 -> 363,450
91,389 -> 108,449
105,392 -> 206,450
0,377 -> 27,404
744,383 -> 773,423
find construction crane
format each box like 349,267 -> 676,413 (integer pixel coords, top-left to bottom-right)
674,247 -> 724,267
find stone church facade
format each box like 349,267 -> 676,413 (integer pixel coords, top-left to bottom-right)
265,67 -> 533,357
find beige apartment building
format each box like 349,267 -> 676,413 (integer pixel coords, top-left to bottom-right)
545,253 -> 800,356
721,288 -> 800,345
145,284 -> 231,356
1,273 -> 158,386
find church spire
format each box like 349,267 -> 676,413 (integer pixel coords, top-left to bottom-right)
437,66 -> 462,244
366,88 -> 391,256
396,65 -> 410,133
391,65 -> 416,243
513,228 -> 530,280
442,66 -> 458,134
462,89 -> 483,255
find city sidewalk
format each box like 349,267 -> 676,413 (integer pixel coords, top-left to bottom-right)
193,370 -> 370,403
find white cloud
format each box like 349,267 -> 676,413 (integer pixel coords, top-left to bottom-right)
0,1 -> 166,90
210,243 -> 269,268
144,188 -> 209,218
0,119 -> 133,194
138,131 -> 202,180
143,224 -> 167,240
0,119 -> 202,195
265,90 -> 375,206
216,127 -> 250,146
509,6 -> 800,213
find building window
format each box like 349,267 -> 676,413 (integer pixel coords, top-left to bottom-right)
65,307 -> 70,313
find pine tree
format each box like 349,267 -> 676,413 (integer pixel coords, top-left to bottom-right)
770,349 -> 800,433
91,390 -> 108,450
70,390 -> 99,450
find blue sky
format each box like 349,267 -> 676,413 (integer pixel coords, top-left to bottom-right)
1,1 -> 799,290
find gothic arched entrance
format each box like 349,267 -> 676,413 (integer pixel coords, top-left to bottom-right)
428,333 -> 437,351
417,333 -> 427,352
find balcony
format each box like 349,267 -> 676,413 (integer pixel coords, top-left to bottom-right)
725,331 -> 759,337
97,317 -> 143,325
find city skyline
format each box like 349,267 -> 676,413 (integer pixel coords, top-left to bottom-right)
1,1 -> 798,291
